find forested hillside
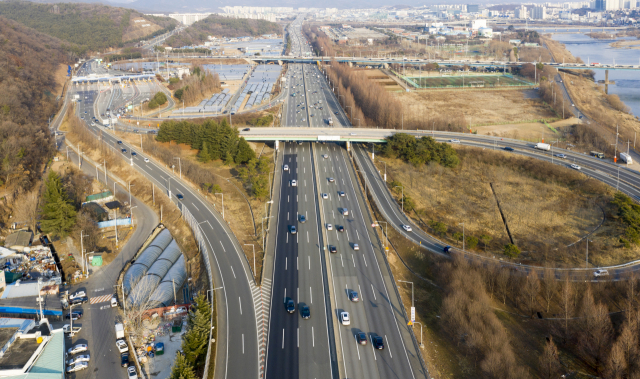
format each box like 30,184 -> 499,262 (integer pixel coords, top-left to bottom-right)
165,15 -> 280,47
0,16 -> 69,192
0,1 -> 177,53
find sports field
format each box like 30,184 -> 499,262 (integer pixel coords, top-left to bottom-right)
406,75 -> 533,89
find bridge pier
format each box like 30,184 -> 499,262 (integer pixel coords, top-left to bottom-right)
605,69 -> 609,94
346,141 -> 351,151
275,140 -> 279,151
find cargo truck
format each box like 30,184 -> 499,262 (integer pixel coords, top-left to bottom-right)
534,143 -> 551,151
620,152 -> 633,164
590,151 -> 605,159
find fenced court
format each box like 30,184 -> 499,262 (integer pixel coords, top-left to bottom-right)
404,74 -> 534,89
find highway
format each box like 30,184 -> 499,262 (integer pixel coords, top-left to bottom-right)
68,60 -> 261,379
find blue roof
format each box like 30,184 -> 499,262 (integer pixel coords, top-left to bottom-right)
28,331 -> 64,378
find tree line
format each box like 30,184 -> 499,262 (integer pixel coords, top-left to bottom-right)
382,134 -> 460,168
170,67 -> 221,106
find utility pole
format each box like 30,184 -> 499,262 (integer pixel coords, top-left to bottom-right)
215,193 -> 224,219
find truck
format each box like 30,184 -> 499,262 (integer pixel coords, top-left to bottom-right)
590,151 -> 605,159
534,143 -> 551,151
620,152 -> 633,164
328,117 -> 333,126
115,323 -> 125,339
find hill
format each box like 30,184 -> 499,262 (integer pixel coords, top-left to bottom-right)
0,16 -> 71,192
165,15 -> 281,48
0,1 -> 178,53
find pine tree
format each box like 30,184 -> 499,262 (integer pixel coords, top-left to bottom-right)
198,142 -> 211,163
182,311 -> 209,366
169,353 -> 197,379
40,171 -> 76,238
235,138 -> 255,164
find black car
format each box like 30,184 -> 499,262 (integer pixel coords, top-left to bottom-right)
329,245 -> 337,254
356,332 -> 367,345
444,246 -> 452,253
349,290 -> 359,302
176,194 -> 184,200
131,152 -> 137,156
71,297 -> 88,305
373,336 -> 384,350
285,299 -> 295,314
121,353 -> 129,368
65,311 -> 83,320
117,140 -> 122,145
504,146 -> 514,151
121,149 -> 127,154
337,225 -> 344,232
301,305 -> 310,319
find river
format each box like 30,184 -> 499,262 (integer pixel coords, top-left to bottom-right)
550,33 -> 640,117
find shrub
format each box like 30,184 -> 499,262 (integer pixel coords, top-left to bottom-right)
503,244 -> 521,258
169,77 -> 180,84
153,91 -> 167,106
466,236 -> 479,249
429,221 -> 447,236
147,99 -> 158,109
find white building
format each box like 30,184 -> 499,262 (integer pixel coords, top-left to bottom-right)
532,6 -> 548,19
516,5 -> 528,19
471,19 -> 487,29
160,13 -> 212,26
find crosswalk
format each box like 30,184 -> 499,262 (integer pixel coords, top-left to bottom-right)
252,277 -> 272,379
89,294 -> 113,304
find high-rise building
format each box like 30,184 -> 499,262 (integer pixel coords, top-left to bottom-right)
516,5 -> 528,19
467,4 -> 479,13
531,6 -> 547,19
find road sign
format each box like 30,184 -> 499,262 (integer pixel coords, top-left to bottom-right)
407,321 -> 413,326
411,307 -> 415,323
372,223 -> 378,227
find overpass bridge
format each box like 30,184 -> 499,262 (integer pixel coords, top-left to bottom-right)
241,126 -> 419,144
71,73 -> 156,84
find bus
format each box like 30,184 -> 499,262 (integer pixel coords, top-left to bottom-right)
590,151 -> 605,159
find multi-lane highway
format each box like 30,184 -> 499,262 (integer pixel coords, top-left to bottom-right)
69,60 -> 261,379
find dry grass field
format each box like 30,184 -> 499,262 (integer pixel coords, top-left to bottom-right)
373,145 -> 638,266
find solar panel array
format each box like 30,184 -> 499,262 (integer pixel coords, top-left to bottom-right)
230,65 -> 282,114
202,64 -> 250,81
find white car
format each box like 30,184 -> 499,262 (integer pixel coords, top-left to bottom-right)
570,164 -> 581,170
322,193 -> 328,199
67,344 -> 88,356
284,164 -> 289,171
555,154 -> 567,159
67,354 -> 90,365
328,178 -> 335,183
291,179 -> 297,187
449,139 -> 461,143
341,311 -> 351,326
353,243 -> 359,251
128,366 -> 138,379
116,339 -> 129,353
67,362 -> 88,373
402,225 -> 413,232
327,224 -> 333,231
63,325 -> 82,334
323,154 -> 328,159
69,291 -> 86,300
176,306 -> 188,314
594,269 -> 609,278
144,158 -> 150,163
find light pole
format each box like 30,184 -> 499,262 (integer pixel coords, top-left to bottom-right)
128,181 -> 134,206
586,239 -> 592,269
458,222 -> 465,252
265,200 -> 274,217
393,185 -> 404,213
374,220 -> 388,251
244,244 -> 256,279
174,157 -> 182,179
262,216 -> 273,251
354,118 -> 361,127
345,106 -> 353,122
215,192 -> 224,219
379,160 -> 387,182
413,321 -> 424,348
398,280 -> 414,324
80,230 -> 88,276
130,206 -> 137,227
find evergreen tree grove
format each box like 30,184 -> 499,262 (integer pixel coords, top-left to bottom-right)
169,353 -> 198,379
39,171 -> 77,238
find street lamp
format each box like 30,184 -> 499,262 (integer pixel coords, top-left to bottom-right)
374,220 -> 388,252
265,200 -> 274,216
586,239 -> 592,269
398,280 -> 414,324
379,160 -> 387,182
262,216 -> 273,251
393,185 -> 404,213
345,106 -> 353,121
413,321 -> 424,348
354,118 -> 361,127
458,222 -> 465,252
215,192 -> 224,219
244,244 -> 256,279
128,181 -> 134,206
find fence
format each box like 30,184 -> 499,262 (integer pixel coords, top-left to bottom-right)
97,217 -> 132,228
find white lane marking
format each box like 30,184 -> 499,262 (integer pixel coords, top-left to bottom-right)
220,241 -> 226,252
342,179 -> 345,185
371,337 -> 377,360
371,284 -> 377,301
307,231 -> 310,243
312,327 -> 315,347
310,287 -> 313,304
304,180 -> 307,186
297,287 -> 299,303
288,195 -> 290,202
297,256 -> 299,271
282,329 -> 285,349
305,194 -> 307,202
243,334 -> 245,354
363,255 -> 367,267
287,233 -> 289,243
346,230 -> 350,240
231,266 -> 236,278
332,167 -> 334,172
340,255 -> 344,267
357,230 -> 360,240
352,255 -> 355,267
192,202 -> 199,211
332,210 -> 335,218
297,195 -> 299,202
358,284 -> 363,301
239,297 -> 242,315
355,336 -> 361,360
297,328 -> 299,348
336,232 -> 339,241
286,257 -> 288,270
386,335 -> 392,358
324,167 -> 326,172
288,212 -> 289,221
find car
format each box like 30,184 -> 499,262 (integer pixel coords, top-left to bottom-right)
402,225 -> 413,232
328,178 -> 335,183
131,152 -> 137,156
111,296 -> 118,307
128,366 -> 138,379
243,128 -> 251,131
176,194 -> 184,200
291,179 -> 297,187
555,154 -> 567,159
117,141 -> 123,145
594,269 -> 609,278
67,344 -> 88,356
290,225 -> 297,234
449,139 -> 461,143
349,290 -> 359,302
69,291 -> 86,300
65,311 -> 83,320
66,354 -> 90,365
353,243 -> 359,251
116,339 -> 129,353
121,148 -> 127,154
356,332 -> 367,345
504,146 -> 514,151
341,311 -> 351,325
67,362 -> 88,372
284,164 -> 289,171
299,215 -> 306,223
63,325 -> 82,334
444,245 -> 452,253
337,225 -> 344,232
286,299 -> 295,314
342,208 -> 349,216
329,245 -> 337,253
301,305 -> 311,319
372,336 -> 384,350
121,352 -> 130,368
570,164 -> 581,170
339,191 -> 345,197
323,154 -> 328,159
144,158 -> 150,163
70,297 -> 88,305
322,193 -> 328,199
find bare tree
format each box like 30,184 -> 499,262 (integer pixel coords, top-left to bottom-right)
496,268 -> 510,305
539,336 -> 561,379
559,273 -> 574,343
605,341 -> 626,379
12,189 -> 40,231
484,263 -> 497,300
542,265 -> 557,313
523,270 -> 541,318
578,286 -> 613,374
123,276 -> 160,344
617,317 -> 639,377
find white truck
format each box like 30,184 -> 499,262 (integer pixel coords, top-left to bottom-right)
621,152 -> 633,164
534,143 -> 551,151
115,323 -> 125,339
328,117 -> 333,126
